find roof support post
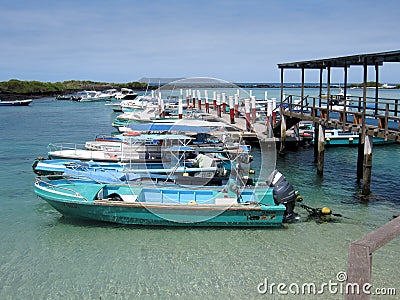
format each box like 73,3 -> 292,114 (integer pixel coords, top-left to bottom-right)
375,62 -> 379,116
301,67 -> 305,100
319,68 -> 323,107
326,63 -> 331,121
343,65 -> 348,129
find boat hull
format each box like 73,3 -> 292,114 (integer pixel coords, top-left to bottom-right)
34,179 -> 285,227
41,198 -> 284,227
0,99 -> 32,106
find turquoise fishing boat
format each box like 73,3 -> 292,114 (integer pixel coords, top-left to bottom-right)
311,129 -> 394,146
34,170 -> 301,227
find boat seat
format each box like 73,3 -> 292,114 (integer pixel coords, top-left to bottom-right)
215,197 -> 237,205
120,194 -> 138,203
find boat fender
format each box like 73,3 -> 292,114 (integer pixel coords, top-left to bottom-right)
123,131 -> 141,136
107,193 -> 123,201
188,200 -> 197,205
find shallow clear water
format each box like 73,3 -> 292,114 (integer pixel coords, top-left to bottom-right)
0,94 -> 399,299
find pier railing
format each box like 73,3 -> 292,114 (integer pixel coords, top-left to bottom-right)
278,94 -> 400,141
345,216 -> 400,300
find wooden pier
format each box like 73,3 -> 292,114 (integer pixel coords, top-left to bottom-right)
277,51 -> 400,299
162,51 -> 400,197
277,50 -> 400,196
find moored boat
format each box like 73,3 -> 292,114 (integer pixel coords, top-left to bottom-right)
115,88 -> 138,100
34,169 -> 301,226
0,99 -> 32,106
312,129 -> 395,146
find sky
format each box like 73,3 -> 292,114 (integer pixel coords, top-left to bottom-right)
1,0 -> 400,83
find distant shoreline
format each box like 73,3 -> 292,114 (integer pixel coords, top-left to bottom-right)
1,80 -> 398,101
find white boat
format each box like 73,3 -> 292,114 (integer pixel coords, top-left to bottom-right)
116,106 -> 161,122
381,83 -> 396,89
47,133 -> 193,162
75,90 -> 119,102
115,88 -> 138,100
97,88 -> 119,100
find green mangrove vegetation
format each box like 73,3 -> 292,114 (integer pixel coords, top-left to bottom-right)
0,79 -> 148,97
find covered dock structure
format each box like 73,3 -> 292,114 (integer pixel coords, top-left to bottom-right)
277,50 -> 400,196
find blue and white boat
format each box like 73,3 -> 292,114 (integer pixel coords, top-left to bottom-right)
34,170 -> 301,226
315,129 -> 394,146
0,99 -> 32,106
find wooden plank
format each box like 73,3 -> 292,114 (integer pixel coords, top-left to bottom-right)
346,216 -> 400,299
353,216 -> 400,252
346,243 -> 372,300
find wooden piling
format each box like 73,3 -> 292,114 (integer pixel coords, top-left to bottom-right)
217,94 -> 222,117
317,124 -> 325,176
362,135 -> 373,195
222,93 -> 226,114
213,91 -> 217,110
178,96 -> 183,119
313,122 -> 319,162
279,114 -> 286,156
267,99 -> 273,137
234,94 -> 239,117
197,90 -> 202,110
272,98 -> 277,125
251,96 -> 256,123
205,90 -> 209,113
229,96 -> 235,124
244,98 -> 251,131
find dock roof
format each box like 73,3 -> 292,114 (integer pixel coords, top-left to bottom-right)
278,50 -> 400,69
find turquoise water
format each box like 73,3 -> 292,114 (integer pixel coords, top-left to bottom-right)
0,93 -> 399,299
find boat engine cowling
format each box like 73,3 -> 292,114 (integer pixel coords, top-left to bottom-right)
267,170 -> 301,222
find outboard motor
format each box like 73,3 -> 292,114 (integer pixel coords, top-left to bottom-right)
267,170 -> 302,222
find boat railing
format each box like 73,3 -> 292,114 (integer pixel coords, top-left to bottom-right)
279,94 -> 400,137
48,143 -> 87,152
35,176 -> 89,201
